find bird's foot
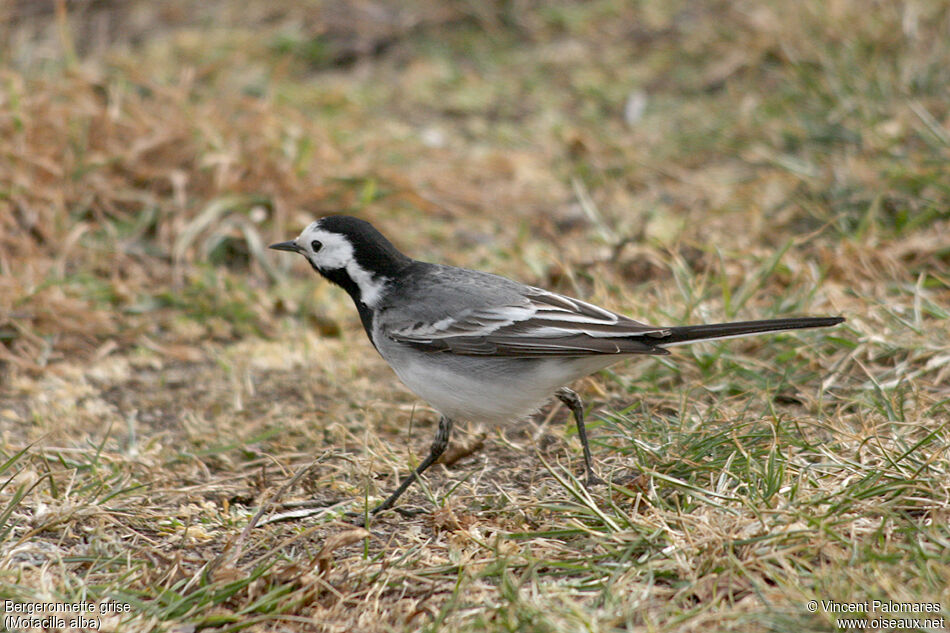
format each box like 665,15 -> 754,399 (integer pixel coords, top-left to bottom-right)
344,504 -> 428,525
584,473 -> 607,488
607,470 -> 648,489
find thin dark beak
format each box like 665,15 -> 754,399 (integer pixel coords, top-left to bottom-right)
269,240 -> 301,253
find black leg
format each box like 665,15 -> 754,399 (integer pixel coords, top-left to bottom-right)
556,387 -> 605,487
370,416 -> 454,515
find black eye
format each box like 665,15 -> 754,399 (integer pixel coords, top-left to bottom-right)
310,240 -> 323,252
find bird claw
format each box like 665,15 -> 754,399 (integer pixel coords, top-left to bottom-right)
585,474 -> 607,488
343,504 -> 429,525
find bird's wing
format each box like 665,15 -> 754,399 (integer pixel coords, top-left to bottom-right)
388,287 -> 671,356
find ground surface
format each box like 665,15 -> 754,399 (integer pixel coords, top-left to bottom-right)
1,1 -> 949,631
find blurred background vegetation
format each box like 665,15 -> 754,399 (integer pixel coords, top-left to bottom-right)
2,0 -> 947,373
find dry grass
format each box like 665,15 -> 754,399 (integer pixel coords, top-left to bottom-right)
1,1 -> 949,631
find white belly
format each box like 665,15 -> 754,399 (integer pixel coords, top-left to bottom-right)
378,345 -> 622,423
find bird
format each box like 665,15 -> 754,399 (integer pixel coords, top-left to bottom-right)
270,215 -> 844,515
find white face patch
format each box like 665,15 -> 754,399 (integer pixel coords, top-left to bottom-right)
296,223 -> 353,269
294,223 -> 389,307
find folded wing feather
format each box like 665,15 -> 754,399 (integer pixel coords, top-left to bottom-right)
389,288 -> 671,357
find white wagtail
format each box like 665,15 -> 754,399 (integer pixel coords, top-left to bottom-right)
271,216 -> 844,514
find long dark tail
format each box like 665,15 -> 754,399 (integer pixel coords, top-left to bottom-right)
656,316 -> 844,347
